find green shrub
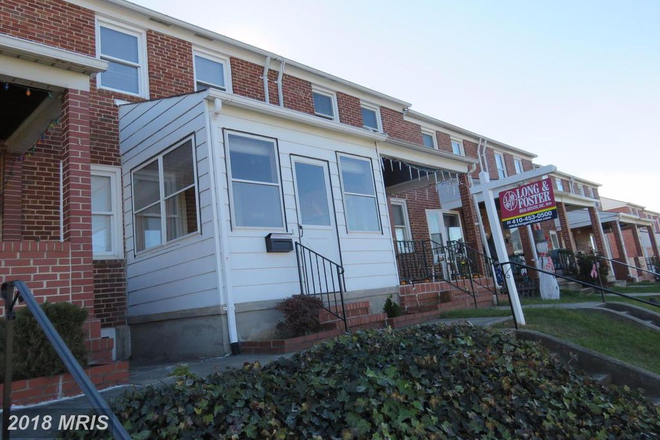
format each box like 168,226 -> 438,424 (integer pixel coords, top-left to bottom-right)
275,295 -> 323,338
576,254 -> 609,285
0,302 -> 88,382
383,295 -> 402,318
63,325 -> 660,439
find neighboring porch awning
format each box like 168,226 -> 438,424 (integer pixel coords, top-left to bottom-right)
561,209 -> 654,231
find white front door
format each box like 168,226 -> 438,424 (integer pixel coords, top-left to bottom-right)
292,156 -> 341,264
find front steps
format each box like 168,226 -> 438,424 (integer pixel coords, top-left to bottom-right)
319,301 -> 388,331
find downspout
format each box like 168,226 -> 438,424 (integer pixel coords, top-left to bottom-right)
262,56 -> 271,104
276,59 -> 286,107
208,97 -> 240,354
477,138 -> 484,173
59,160 -> 64,242
482,140 -> 490,174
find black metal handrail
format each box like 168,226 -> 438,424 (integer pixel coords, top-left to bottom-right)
1,280 -> 130,440
596,254 -> 660,279
394,240 -> 442,284
462,244 -> 501,298
295,242 -> 348,332
550,249 -> 579,276
496,260 -> 660,329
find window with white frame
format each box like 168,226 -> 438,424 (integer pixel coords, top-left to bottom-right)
451,139 -> 464,156
97,20 -> 147,97
556,178 -> 564,192
339,155 -> 380,232
391,200 -> 412,242
312,88 -> 337,120
92,166 -> 123,259
132,137 -> 199,253
226,132 -> 284,229
494,152 -> 507,179
510,228 -> 523,254
577,184 -> 585,196
514,158 -> 524,174
194,52 -> 228,91
549,230 -> 560,250
422,131 -> 436,149
585,186 -> 593,198
361,104 -> 381,132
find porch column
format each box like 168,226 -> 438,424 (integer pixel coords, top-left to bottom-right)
648,228 -> 660,258
629,225 -> 646,277
519,226 -> 538,278
2,154 -> 23,240
611,220 -> 635,280
60,89 -> 94,314
458,173 -> 485,274
587,206 -> 614,279
556,202 -> 576,252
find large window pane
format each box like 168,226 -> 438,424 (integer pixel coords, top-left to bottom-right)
92,175 -> 112,212
92,214 -> 112,253
195,55 -> 225,89
422,133 -> 435,148
135,204 -> 162,252
295,162 -> 330,226
313,92 -> 334,118
101,61 -> 139,94
100,27 -> 139,63
452,140 -> 463,155
228,134 -> 278,183
232,182 -> 283,228
345,195 -> 379,232
166,187 -> 198,241
133,161 -> 160,211
339,156 -> 375,195
163,141 -> 195,196
362,107 -> 378,130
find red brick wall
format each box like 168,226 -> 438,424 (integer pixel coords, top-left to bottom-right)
388,184 -> 440,242
336,92 -> 363,127
380,107 -> 423,144
282,74 -> 315,114
231,57 -> 266,102
147,30 -> 194,100
93,259 -> 127,327
0,0 -> 95,56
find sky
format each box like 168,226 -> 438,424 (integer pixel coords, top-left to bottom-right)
132,0 -> 660,211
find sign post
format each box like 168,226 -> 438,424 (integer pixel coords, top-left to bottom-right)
470,165 -> 558,327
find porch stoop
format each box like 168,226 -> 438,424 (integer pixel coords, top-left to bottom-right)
320,301 -> 388,331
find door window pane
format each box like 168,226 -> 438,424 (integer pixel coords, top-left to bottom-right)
362,107 -> 378,130
133,161 -> 160,211
339,156 -> 375,195
295,162 -> 330,226
345,195 -> 379,232
135,204 -> 162,252
422,133 -> 435,148
92,215 -> 112,253
233,182 -> 283,228
228,134 -> 279,183
313,92 -> 334,118
163,140 -> 195,196
195,55 -> 225,90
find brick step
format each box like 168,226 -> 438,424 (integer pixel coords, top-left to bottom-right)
323,312 -> 388,331
405,304 -> 440,315
319,301 -> 371,324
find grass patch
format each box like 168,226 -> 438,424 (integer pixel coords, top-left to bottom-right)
497,308 -> 660,374
605,295 -> 660,313
439,307 -> 511,319
610,283 -> 660,294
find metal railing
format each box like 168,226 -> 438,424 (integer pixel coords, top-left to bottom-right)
394,240 -> 442,284
550,249 -> 578,276
295,242 -> 348,332
461,244 -> 501,299
496,260 -> 660,330
596,254 -> 660,280
1,280 -> 129,440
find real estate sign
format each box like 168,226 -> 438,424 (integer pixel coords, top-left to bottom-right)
499,177 -> 557,229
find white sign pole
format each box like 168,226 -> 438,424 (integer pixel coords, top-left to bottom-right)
479,172 -> 526,325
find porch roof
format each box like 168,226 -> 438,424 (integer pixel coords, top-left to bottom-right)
564,209 -> 654,230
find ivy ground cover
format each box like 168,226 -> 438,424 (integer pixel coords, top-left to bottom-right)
65,325 -> 660,439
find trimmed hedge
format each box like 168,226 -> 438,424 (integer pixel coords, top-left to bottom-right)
0,302 -> 88,382
65,325 -> 659,439
275,295 -> 324,338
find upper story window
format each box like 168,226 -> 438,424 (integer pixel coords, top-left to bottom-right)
361,103 -> 381,132
556,178 -> 564,192
451,139 -> 464,156
514,158 -> 524,174
92,165 -> 123,259
585,187 -> 593,198
226,132 -> 285,229
338,154 -> 380,233
422,131 -> 436,149
494,152 -> 507,179
97,20 -> 147,97
194,51 -> 229,91
312,88 -> 337,120
577,184 -> 585,196
132,137 -> 199,253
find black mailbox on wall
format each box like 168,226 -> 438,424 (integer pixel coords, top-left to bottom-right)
265,233 -> 294,253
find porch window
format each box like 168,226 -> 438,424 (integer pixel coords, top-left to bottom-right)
97,21 -> 146,97
391,199 -> 412,244
339,155 -> 380,232
92,166 -> 122,259
227,133 -> 284,229
194,52 -> 228,91
132,137 -> 199,253
494,152 -> 507,179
